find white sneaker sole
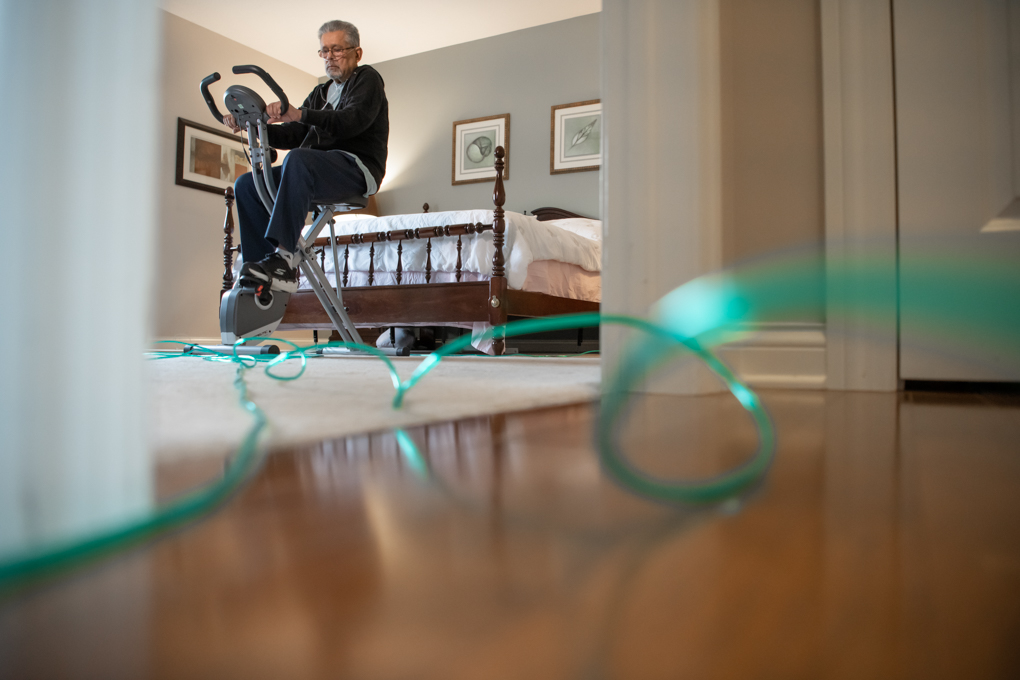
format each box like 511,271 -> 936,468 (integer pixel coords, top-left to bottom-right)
240,264 -> 298,293
269,278 -> 299,293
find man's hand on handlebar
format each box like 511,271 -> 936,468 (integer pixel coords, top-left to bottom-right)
267,101 -> 301,124
221,102 -> 298,131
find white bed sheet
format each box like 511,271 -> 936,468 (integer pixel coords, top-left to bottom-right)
298,210 -> 601,292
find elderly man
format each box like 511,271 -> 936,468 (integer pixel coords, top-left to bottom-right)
225,19 -> 388,293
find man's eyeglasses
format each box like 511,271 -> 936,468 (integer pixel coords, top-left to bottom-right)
319,46 -> 358,58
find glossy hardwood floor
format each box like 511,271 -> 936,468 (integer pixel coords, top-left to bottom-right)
1,388 -> 1019,679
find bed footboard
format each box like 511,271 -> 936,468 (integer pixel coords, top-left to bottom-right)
219,147 -> 518,354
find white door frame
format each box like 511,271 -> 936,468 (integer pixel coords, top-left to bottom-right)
821,0 -> 899,391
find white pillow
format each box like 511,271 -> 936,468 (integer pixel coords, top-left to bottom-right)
544,217 -> 602,242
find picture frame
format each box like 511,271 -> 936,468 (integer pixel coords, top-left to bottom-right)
452,114 -> 510,185
175,117 -> 251,195
550,99 -> 601,175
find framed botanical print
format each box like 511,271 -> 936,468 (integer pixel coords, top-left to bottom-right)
452,114 -> 510,185
551,100 -> 601,174
175,117 -> 251,194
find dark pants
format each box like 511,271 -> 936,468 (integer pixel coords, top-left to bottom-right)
234,148 -> 369,263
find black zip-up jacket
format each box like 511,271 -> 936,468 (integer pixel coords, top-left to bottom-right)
266,64 -> 388,189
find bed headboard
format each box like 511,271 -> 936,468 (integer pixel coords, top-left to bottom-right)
530,207 -> 594,221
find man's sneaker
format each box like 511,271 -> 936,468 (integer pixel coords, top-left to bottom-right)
239,252 -> 300,293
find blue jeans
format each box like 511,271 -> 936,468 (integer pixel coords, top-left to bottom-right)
234,148 -> 368,263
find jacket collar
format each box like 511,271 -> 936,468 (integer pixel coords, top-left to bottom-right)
320,65 -> 364,95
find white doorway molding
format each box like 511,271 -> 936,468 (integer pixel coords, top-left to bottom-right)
821,0 -> 899,391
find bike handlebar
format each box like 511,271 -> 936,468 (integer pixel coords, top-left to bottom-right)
231,64 -> 290,114
200,72 -> 225,122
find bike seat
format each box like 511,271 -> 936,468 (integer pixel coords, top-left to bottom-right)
326,195 -> 370,213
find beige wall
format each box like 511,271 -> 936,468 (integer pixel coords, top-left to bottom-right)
372,14 -> 601,217
155,11 -> 318,340
720,0 -> 824,268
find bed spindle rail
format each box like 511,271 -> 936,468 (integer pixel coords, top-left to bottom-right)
298,149 -> 506,312
327,222 -> 490,248
317,219 -> 493,288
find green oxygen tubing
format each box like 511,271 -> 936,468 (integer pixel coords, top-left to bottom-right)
8,241 -> 1019,593
0,311 -> 773,593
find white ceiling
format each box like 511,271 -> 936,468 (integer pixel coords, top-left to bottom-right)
161,0 -> 601,76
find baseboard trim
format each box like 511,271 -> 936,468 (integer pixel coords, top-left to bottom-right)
717,323 -> 827,390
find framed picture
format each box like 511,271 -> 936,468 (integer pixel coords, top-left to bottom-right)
550,99 -> 601,174
175,117 -> 251,194
452,114 -> 510,185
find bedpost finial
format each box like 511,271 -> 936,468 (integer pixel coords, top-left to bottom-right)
423,202 -> 429,213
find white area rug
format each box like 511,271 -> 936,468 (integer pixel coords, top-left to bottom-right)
149,355 -> 600,461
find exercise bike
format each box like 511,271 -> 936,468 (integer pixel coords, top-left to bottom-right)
197,65 -> 365,354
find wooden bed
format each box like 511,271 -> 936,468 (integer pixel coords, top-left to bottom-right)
218,149 -> 599,355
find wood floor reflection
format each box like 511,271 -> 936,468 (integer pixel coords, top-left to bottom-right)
2,390 -> 1019,679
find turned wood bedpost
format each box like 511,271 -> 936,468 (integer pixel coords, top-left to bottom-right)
222,187 -> 236,294
491,147 -> 506,277
489,146 -> 508,355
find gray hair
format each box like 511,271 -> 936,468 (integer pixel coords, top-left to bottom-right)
318,20 -> 360,47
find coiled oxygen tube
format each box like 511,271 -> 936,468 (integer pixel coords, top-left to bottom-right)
5,243 -> 1015,592
0,313 -> 771,593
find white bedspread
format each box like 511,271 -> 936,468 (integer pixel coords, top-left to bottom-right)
303,210 -> 601,290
